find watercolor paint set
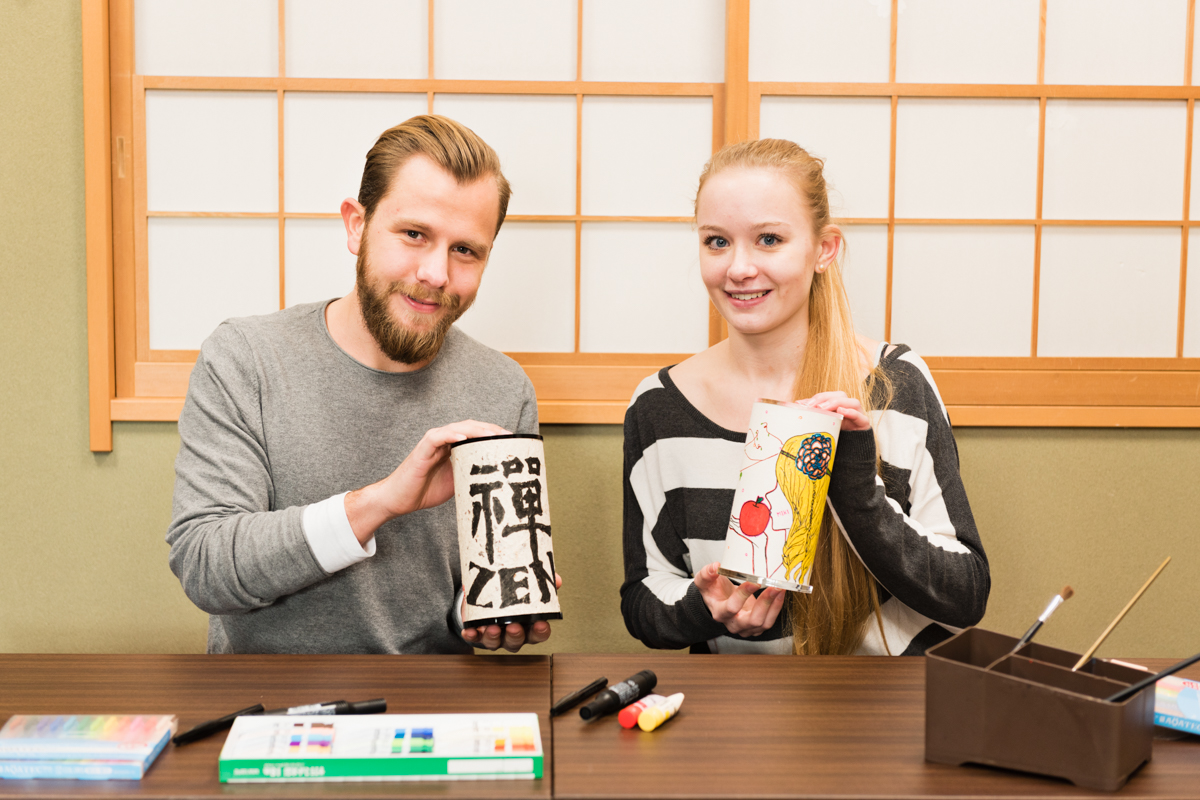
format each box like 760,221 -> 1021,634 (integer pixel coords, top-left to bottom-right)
218,713 -> 542,782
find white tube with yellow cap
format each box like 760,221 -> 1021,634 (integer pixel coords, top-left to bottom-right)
637,692 -> 684,732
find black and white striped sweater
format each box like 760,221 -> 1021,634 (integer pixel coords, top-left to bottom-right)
620,344 -> 990,656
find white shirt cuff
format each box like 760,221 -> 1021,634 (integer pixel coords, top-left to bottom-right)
452,587 -> 465,633
302,492 -> 375,574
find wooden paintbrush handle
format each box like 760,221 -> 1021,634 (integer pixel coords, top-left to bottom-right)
1072,556 -> 1171,671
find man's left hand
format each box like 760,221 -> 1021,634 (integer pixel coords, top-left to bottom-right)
461,573 -> 563,652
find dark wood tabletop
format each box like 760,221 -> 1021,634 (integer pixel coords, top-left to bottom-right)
0,654 -> 552,800
551,653 -> 1200,800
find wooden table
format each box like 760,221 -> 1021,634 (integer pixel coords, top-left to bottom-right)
551,653 -> 1200,799
0,654 -> 552,800
4,653 -> 1198,799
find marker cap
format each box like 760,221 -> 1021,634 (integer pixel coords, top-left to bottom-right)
617,694 -> 666,729
637,693 -> 684,732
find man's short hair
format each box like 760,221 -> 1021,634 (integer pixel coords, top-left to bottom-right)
357,114 -> 511,235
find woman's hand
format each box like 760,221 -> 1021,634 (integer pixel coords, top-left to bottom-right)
800,391 -> 871,432
693,563 -> 787,637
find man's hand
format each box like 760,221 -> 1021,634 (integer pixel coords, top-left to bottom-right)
345,420 -> 510,545
461,574 -> 563,652
694,562 -> 786,637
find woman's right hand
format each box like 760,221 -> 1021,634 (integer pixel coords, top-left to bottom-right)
694,562 -> 787,637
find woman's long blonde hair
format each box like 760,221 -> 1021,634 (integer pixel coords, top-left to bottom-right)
696,138 -> 892,655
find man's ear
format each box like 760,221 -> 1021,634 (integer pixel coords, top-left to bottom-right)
341,198 -> 366,256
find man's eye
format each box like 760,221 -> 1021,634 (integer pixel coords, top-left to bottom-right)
453,246 -> 473,256
405,230 -> 421,239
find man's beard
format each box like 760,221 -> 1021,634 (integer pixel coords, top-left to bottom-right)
355,240 -> 472,365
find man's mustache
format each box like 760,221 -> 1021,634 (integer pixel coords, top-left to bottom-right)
386,282 -> 459,310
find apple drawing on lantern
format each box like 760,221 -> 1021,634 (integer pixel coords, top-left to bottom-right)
739,497 -> 770,537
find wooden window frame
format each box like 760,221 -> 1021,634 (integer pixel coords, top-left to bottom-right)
84,0 -> 1200,451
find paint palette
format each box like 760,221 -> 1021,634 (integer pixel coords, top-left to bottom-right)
219,713 -> 543,782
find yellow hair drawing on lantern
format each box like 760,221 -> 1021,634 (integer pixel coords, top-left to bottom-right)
776,432 -> 836,584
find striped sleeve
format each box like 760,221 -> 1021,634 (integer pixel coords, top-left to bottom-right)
826,346 -> 990,629
619,373 -> 732,649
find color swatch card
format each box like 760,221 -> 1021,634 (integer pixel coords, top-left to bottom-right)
1155,675 -> 1200,735
0,715 -> 176,780
219,713 -> 542,782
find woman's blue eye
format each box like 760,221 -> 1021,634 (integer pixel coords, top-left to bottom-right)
761,234 -> 778,246
706,236 -> 728,248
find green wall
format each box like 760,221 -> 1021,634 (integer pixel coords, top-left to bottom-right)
2,3 -> 1195,658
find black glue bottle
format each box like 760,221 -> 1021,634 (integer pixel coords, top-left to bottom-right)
579,670 -> 657,720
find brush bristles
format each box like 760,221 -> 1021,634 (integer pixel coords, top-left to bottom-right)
1060,586 -> 1074,601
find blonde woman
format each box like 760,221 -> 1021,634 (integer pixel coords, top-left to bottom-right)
620,139 -> 990,655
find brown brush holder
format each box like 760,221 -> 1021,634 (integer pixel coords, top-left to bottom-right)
925,627 -> 1155,791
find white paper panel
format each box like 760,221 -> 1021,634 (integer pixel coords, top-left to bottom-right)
135,0 -> 276,77
896,0 -> 1039,84
146,91 -> 277,212
1195,6 -> 1200,86
749,0 -> 891,83
891,226 -> 1035,356
583,0 -> 724,82
1043,100 -> 1186,221
1038,227 -> 1179,357
284,93 -> 427,214
841,225 -> 889,342
895,99 -> 1039,220
758,97 -> 891,219
1045,0 -> 1187,86
454,223 -> 576,352
580,223 -> 709,353
433,95 -> 576,216
1185,229 -> 1200,356
1190,115 -> 1200,222
287,0 -> 426,79
284,218 -> 357,307
581,97 -> 711,216
436,0 -> 575,81
149,218 -> 279,350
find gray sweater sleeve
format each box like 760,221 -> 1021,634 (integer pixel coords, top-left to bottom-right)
166,323 -> 327,615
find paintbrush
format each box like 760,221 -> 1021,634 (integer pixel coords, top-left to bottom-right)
1072,556 -> 1171,671
1010,586 -> 1074,654
1105,651 -> 1200,704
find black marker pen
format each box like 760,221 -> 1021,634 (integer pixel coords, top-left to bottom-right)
262,699 -> 386,716
579,670 -> 656,720
172,704 -> 264,746
550,677 -> 607,717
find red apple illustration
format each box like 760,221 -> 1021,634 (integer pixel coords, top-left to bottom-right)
739,496 -> 770,537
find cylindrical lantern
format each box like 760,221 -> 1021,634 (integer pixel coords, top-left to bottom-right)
449,434 -> 563,628
718,399 -> 842,593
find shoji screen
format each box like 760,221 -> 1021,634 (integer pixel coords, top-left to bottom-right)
96,0 -> 725,443
83,0 -> 1200,449
748,0 -> 1200,425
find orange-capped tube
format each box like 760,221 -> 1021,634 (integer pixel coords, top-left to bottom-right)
637,693 -> 684,732
617,694 -> 667,729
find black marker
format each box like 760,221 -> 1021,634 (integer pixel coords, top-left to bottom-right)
1105,652 -> 1200,704
172,699 -> 386,746
263,699 -> 386,716
172,704 -> 264,746
550,677 -> 607,717
579,670 -> 656,720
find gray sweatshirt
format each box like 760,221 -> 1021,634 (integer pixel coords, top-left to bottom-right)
166,301 -> 538,654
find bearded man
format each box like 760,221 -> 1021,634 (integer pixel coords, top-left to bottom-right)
167,116 -> 555,654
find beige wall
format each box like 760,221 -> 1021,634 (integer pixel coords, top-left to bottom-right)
2,3 -> 1195,659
